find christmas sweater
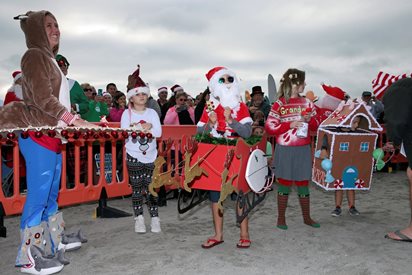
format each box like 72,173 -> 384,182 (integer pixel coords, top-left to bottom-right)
197,102 -> 252,137
265,97 -> 319,146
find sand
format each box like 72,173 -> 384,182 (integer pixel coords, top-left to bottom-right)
1,170 -> 411,275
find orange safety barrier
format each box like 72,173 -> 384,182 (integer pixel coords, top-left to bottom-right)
0,124 -> 197,219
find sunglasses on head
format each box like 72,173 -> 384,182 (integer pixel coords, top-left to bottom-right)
218,76 -> 234,84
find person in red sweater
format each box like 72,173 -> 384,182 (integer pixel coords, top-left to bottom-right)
265,68 -> 320,230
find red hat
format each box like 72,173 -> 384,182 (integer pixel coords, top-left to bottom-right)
127,65 -> 150,100
321,83 -> 346,100
12,70 -> 22,82
205,66 -> 226,81
205,66 -> 237,93
170,84 -> 183,94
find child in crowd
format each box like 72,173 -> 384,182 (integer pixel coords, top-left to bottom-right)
109,91 -> 126,122
265,68 -> 320,230
121,68 -> 162,233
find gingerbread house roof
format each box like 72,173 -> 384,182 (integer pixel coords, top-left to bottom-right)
320,102 -> 383,131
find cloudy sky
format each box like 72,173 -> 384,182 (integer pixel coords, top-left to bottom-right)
0,0 -> 411,104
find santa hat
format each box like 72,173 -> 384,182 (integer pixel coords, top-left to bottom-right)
205,66 -> 237,92
158,86 -> 168,95
12,71 -> 22,82
321,83 -> 346,100
127,65 -> 150,100
102,92 -> 112,98
170,84 -> 183,94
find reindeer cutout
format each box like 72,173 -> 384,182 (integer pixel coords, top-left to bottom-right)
217,149 -> 238,212
182,138 -> 215,192
148,139 -> 180,197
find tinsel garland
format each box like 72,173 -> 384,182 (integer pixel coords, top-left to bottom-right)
194,133 -> 262,146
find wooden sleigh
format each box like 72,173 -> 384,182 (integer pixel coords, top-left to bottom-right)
149,134 -> 271,223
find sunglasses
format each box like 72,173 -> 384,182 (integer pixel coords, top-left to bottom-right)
84,88 -> 93,92
218,76 -> 234,84
177,98 -> 187,102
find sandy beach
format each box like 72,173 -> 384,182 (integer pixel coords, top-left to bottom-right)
1,170 -> 411,275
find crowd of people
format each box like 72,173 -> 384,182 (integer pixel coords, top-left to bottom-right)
1,9 -> 411,275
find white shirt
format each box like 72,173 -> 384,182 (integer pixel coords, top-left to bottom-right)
120,107 -> 162,163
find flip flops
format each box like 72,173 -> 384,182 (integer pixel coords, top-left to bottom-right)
236,239 -> 251,249
385,230 -> 412,242
201,238 -> 224,249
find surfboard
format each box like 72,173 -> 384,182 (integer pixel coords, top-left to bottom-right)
245,149 -> 272,193
267,74 -> 277,104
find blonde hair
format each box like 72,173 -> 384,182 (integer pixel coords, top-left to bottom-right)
278,68 -> 305,103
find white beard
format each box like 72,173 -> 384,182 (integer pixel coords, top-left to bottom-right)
211,82 -> 241,109
11,84 -> 23,99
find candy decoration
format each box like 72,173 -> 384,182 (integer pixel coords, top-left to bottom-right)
138,132 -> 146,139
321,158 -> 335,183
7,132 -> 16,140
372,148 -> 385,171
131,132 -> 138,139
21,131 -> 29,139
47,129 -> 56,137
61,130 -> 69,139
111,131 -> 119,138
34,131 -> 43,138
121,131 -> 129,139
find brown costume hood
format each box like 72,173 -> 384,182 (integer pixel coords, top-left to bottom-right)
21,10 -> 59,58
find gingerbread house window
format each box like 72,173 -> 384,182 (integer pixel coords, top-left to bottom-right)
339,142 -> 349,152
360,142 -> 369,152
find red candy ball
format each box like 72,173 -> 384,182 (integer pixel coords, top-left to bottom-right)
47,129 -> 56,137
138,132 -> 146,139
131,132 -> 138,139
61,130 -> 69,138
34,131 -> 43,138
121,131 -> 129,139
146,133 -> 153,139
20,131 -> 29,139
7,132 -> 16,140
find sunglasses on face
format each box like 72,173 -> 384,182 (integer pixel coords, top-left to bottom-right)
58,61 -> 69,68
177,98 -> 187,102
84,88 -> 93,92
218,76 -> 234,84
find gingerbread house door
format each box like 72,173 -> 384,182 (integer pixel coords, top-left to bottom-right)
342,166 -> 358,188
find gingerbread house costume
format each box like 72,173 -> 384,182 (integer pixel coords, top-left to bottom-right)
312,102 -> 382,190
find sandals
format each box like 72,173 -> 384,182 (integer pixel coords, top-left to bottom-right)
385,230 -> 412,242
201,238 -> 224,249
236,239 -> 251,249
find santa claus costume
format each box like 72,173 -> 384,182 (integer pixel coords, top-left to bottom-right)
265,68 -> 320,230
197,66 -> 253,249
4,71 -> 23,105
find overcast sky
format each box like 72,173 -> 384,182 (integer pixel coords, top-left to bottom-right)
1,0 -> 411,104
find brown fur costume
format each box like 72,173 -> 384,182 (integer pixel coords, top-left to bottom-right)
0,11 -> 68,129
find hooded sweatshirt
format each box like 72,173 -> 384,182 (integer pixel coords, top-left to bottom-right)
0,10 -> 75,130
0,11 -> 75,151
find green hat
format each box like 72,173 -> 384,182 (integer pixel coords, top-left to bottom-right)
56,54 -> 70,67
